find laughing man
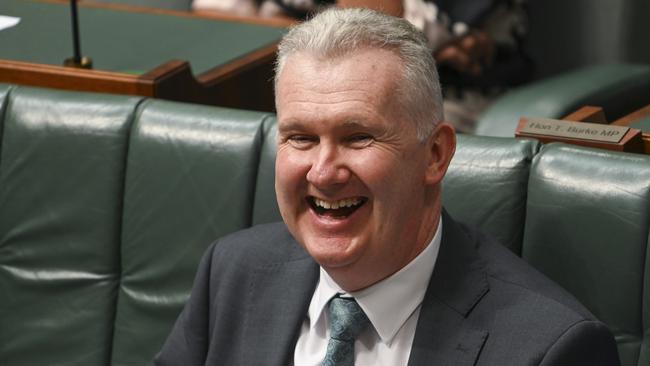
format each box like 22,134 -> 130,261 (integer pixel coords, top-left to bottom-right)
155,8 -> 619,366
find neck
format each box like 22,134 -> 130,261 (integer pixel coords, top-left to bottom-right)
329,205 -> 442,292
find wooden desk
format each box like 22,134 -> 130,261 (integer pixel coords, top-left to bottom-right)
612,104 -> 650,153
0,0 -> 290,111
516,105 -> 650,154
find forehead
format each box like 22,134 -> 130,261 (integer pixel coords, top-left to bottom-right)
275,48 -> 405,123
278,48 -> 403,89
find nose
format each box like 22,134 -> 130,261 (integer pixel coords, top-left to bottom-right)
306,145 -> 351,189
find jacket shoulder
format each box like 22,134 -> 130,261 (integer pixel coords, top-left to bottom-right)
460,225 -> 619,365
209,222 -> 310,268
471,226 -> 593,320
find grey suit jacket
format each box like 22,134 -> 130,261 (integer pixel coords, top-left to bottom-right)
154,212 -> 620,365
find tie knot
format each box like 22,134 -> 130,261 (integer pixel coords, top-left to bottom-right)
327,296 -> 370,342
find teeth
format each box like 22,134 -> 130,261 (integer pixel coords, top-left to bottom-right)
313,198 -> 362,209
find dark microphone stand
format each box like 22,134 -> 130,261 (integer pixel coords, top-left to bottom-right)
63,0 -> 92,69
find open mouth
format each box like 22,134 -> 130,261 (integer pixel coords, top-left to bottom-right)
307,196 -> 368,218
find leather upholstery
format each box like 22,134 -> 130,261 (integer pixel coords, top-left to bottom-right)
111,100 -> 270,365
476,64 -> 650,137
442,134 -> 540,254
0,87 -> 140,365
523,144 -> 650,366
252,118 -> 281,226
0,84 -> 647,365
0,84 -> 11,146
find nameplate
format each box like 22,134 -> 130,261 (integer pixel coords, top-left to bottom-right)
519,117 -> 629,143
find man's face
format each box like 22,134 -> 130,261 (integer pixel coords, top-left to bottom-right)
275,48 -> 451,291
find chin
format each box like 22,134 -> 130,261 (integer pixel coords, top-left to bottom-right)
302,236 -> 362,268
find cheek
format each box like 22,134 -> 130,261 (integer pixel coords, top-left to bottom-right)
350,151 -> 406,186
354,153 -> 426,207
275,150 -> 310,198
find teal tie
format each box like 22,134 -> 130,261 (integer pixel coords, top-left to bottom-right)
322,296 -> 370,366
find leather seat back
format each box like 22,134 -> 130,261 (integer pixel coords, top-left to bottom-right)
0,86 -> 275,365
0,87 -> 140,365
2,84 -> 647,365
110,99 -> 271,365
442,134 -> 540,254
523,144 -> 650,366
252,118 -> 281,225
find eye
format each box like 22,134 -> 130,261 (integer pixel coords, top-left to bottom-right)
286,135 -> 318,149
346,134 -> 373,148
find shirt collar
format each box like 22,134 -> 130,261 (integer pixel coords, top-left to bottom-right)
307,217 -> 442,345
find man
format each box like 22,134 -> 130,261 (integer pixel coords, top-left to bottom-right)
154,8 -> 619,365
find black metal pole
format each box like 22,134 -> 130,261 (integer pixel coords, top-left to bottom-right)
70,0 -> 82,64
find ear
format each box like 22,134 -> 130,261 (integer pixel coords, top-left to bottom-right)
424,122 -> 456,185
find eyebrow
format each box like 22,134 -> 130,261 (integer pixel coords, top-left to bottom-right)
277,120 -> 306,134
339,120 -> 369,129
280,118 -> 368,128
277,118 -> 376,135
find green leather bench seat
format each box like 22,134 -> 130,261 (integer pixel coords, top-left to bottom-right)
442,135 -> 540,254
112,101 -> 273,365
0,84 -> 648,365
252,121 -> 282,226
0,84 -> 10,140
476,64 -> 650,137
0,86 -> 140,364
0,85 -> 274,365
523,145 -> 650,366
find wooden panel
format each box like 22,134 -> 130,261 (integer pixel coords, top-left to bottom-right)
610,104 -> 650,154
0,59 -> 155,96
562,105 -> 607,124
515,117 -> 645,153
612,104 -> 650,126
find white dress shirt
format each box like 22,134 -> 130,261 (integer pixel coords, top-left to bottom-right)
293,218 -> 442,366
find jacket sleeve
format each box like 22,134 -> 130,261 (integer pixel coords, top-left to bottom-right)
539,320 -> 620,366
152,242 -> 218,366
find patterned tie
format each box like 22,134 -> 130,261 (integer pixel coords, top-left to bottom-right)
322,296 -> 370,366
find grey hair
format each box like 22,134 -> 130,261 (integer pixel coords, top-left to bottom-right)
275,7 -> 444,140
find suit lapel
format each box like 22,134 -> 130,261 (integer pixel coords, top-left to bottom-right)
408,211 -> 489,366
242,255 -> 319,366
